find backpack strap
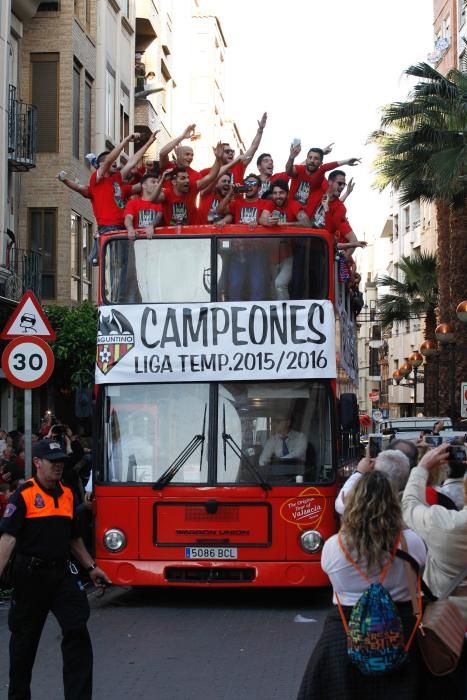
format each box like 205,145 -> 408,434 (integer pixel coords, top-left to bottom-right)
338,532 -> 401,585
335,591 -> 350,636
399,533 -> 424,652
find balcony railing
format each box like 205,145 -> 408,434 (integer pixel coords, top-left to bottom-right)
8,85 -> 37,172
0,247 -> 42,301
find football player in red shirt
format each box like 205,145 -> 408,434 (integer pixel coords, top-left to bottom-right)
124,173 -> 163,240
305,170 -> 367,256
259,179 -> 311,228
197,174 -> 232,224
199,112 -> 268,186
259,180 -> 311,299
285,143 -> 360,206
256,153 -> 289,198
153,143 -> 224,226
216,174 -> 270,225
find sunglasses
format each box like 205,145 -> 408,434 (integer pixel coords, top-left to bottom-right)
224,149 -> 235,155
244,179 -> 258,186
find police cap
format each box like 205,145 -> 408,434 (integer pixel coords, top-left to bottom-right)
33,439 -> 68,462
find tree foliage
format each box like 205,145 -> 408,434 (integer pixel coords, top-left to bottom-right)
370,63 -> 467,206
45,301 -> 97,389
377,253 -> 438,332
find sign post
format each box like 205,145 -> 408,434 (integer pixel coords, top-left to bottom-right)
461,382 -> 467,419
1,292 -> 56,478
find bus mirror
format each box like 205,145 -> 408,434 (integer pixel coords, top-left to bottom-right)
339,393 -> 359,431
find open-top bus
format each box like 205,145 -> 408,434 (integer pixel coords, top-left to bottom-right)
93,225 -> 359,586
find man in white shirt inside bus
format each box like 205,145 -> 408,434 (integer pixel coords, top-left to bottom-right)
259,415 -> 307,469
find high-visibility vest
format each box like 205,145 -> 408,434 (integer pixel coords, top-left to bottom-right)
21,478 -> 74,520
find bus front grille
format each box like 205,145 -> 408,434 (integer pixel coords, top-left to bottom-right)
165,567 -> 256,583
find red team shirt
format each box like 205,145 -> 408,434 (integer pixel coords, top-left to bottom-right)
162,189 -> 198,226
228,197 -> 269,224
262,199 -> 304,223
258,172 -> 290,198
88,171 -> 133,226
197,192 -> 224,224
305,190 -> 352,242
124,197 -> 163,228
289,161 -> 338,206
199,161 -> 246,186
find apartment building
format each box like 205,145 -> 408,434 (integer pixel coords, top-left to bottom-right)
5,0 -> 135,309
378,193 -> 437,417
429,0 -> 466,70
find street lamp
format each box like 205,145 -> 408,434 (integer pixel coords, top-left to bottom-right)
420,339 -> 440,415
408,351 -> 423,415
456,300 -> 467,325
435,323 -> 456,420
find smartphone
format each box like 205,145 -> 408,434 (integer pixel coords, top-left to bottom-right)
368,435 -> 382,459
292,138 -> 301,148
234,185 -> 249,193
425,435 -> 442,447
448,445 -> 466,461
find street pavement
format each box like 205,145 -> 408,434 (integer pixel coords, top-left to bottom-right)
0,585 -> 331,699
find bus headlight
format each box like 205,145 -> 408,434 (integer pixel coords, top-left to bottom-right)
299,530 -> 323,553
103,528 -> 127,552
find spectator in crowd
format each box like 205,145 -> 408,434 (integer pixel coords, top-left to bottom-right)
437,457 -> 466,510
298,470 -> 427,699
285,143 -> 360,207
401,442 -> 467,696
124,172 -> 163,240
432,420 -> 445,435
335,449 -> 410,515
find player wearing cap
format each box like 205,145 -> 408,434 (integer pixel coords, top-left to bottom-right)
0,439 -> 111,700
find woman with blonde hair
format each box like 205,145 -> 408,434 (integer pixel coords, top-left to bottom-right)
297,470 -> 426,700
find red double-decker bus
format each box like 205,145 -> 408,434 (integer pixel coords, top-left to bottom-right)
93,225 -> 359,586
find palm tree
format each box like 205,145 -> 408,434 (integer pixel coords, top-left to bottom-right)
377,253 -> 438,415
370,62 -> 467,419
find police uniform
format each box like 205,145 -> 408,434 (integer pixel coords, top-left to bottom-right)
0,441 -> 93,700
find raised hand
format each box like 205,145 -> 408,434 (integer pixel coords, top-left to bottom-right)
258,112 -> 267,130
213,141 -> 224,161
290,143 -> 301,159
347,157 -> 361,166
182,124 -> 196,140
323,142 -> 334,155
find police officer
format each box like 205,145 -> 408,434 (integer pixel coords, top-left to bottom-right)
0,439 -> 111,700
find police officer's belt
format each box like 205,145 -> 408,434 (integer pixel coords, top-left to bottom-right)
17,553 -> 68,569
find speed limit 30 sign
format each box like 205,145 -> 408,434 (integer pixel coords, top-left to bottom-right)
1,337 -> 55,389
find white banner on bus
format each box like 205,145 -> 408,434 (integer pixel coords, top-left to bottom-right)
95,300 -> 336,384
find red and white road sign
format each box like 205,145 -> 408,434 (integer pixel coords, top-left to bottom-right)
1,337 -> 55,389
0,290 -> 56,340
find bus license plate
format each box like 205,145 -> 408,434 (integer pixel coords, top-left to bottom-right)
185,547 -> 238,560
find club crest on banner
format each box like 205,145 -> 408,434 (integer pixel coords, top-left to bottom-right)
96,308 -> 135,375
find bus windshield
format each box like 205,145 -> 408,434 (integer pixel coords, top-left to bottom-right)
102,380 -> 333,485
103,234 -> 328,304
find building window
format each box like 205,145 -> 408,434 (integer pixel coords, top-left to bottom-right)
442,14 -> 451,43
71,212 -> 92,302
105,67 -> 116,143
31,53 -> 59,153
84,74 -> 92,166
29,208 -> 56,300
461,1 -> 467,28
73,60 -> 81,159
403,206 -> 410,233
38,1 -> 60,9
120,87 -> 130,153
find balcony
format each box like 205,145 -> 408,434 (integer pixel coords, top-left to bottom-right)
135,0 -> 159,52
8,86 -> 37,172
0,247 -> 42,302
134,95 -> 159,139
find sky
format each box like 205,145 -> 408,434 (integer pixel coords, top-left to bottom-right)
213,0 -> 434,243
